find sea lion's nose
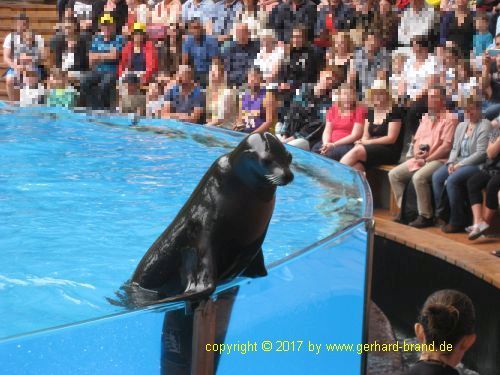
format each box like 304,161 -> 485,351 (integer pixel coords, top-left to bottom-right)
283,170 -> 294,185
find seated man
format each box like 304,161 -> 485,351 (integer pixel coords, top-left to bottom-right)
278,68 -> 335,150
80,13 -> 124,109
388,86 -> 458,228
161,64 -> 205,124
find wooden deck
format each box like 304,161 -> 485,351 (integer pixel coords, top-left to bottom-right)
374,209 -> 500,289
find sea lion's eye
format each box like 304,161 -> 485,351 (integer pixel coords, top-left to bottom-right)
262,159 -> 272,167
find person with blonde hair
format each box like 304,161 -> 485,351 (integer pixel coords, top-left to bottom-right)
340,79 -> 403,171
205,57 -> 237,128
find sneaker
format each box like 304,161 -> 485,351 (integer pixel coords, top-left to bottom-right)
468,222 -> 489,240
442,224 -> 465,233
409,215 -> 434,228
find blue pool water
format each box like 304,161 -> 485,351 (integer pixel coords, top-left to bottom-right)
0,105 -> 366,340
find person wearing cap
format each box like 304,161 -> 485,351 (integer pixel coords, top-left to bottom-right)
340,79 -> 403,171
182,18 -> 220,87
161,64 -> 205,123
80,13 -> 124,109
118,22 -> 158,85
118,72 -> 146,115
2,13 -> 45,101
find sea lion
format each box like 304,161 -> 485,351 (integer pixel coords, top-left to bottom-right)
128,132 -> 294,305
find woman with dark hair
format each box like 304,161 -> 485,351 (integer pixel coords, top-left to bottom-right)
408,289 -> 476,375
118,22 -> 158,85
439,0 -> 474,56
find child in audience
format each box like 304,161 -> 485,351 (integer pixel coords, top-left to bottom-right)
46,68 -> 77,109
118,73 -> 146,116
473,12 -> 494,69
389,52 -> 407,104
19,69 -> 45,107
146,81 -> 164,118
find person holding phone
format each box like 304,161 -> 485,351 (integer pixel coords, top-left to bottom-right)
388,86 -> 459,228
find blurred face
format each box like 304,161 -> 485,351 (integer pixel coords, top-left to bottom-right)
410,0 -> 424,9
411,41 -> 426,56
209,62 -> 224,83
63,21 -> 77,36
50,74 -> 65,88
291,30 -> 305,48
464,104 -> 481,120
178,66 -> 193,84
235,24 -> 250,44
126,82 -> 139,94
329,0 -> 340,7
335,34 -> 348,54
101,22 -> 115,37
189,21 -> 203,39
247,70 -> 262,90
372,90 -> 388,108
25,74 -> 38,86
393,55 -> 405,73
339,87 -> 356,107
379,0 -> 391,14
16,19 -> 28,33
261,35 -> 274,51
18,53 -> 34,70
427,89 -> 444,112
317,70 -> 334,91
475,18 -> 488,32
132,31 -> 145,44
364,34 -> 379,54
495,36 -> 500,48
148,83 -> 159,97
456,0 -> 468,8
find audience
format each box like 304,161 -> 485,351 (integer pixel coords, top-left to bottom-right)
389,87 -> 458,228
432,97 -> 491,233
3,0 -> 500,242
407,289 -> 476,375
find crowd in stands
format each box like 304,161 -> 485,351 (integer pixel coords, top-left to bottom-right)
3,0 -> 500,242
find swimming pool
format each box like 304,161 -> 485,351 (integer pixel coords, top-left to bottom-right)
0,104 -> 369,341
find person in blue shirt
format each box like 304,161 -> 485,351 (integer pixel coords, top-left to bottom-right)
80,13 -> 124,109
182,18 -> 220,87
161,64 -> 205,123
473,12 -> 494,58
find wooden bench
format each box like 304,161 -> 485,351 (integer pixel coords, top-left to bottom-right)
366,164 -> 398,216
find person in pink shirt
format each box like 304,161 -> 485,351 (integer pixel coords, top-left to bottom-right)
389,86 -> 459,228
312,84 -> 366,161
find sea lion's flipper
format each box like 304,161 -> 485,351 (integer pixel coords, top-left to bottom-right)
241,249 -> 268,278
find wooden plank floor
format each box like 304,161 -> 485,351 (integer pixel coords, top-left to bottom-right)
374,209 -> 500,289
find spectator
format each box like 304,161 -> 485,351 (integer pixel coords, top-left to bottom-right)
432,97 -> 491,233
340,79 -> 403,171
19,69 -> 45,107
388,86 -> 458,228
268,0 -> 317,42
156,27 -> 182,81
223,22 -> 259,87
407,289 -> 476,375
204,0 -> 243,43
481,46 -> 500,121
397,0 -> 437,52
399,36 -> 439,136
278,68 -> 336,150
51,16 -> 89,80
206,57 -> 238,128
63,0 -> 106,32
378,0 -> 398,51
466,121 -> 500,240
80,13 -> 124,109
118,73 -> 146,115
46,68 -> 77,109
253,29 -> 285,86
350,0 -> 381,48
234,68 -> 277,133
314,0 -> 355,48
182,18 -> 220,87
100,0 -> 129,35
161,64 -> 205,123
439,0 -> 474,57
2,13 -> 44,101
327,31 -> 355,87
312,84 -> 366,161
151,0 -> 181,27
236,0 -> 268,41
118,22 -> 158,85
146,81 -> 164,118
351,30 -> 390,100
389,52 -> 407,103
472,12 -> 493,69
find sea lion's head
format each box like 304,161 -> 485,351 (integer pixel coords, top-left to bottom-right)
231,133 -> 294,187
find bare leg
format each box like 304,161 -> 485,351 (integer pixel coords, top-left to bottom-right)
352,162 -> 365,172
471,203 -> 483,225
340,145 -> 367,166
483,207 -> 496,225
6,76 -> 18,101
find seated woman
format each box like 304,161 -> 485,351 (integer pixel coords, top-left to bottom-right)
340,79 -> 402,171
233,68 -> 277,134
466,119 -> 500,240
253,29 -> 285,88
312,84 -> 366,161
118,22 -> 158,85
432,97 -> 491,233
205,57 -> 238,129
407,289 -> 476,375
46,68 -> 77,108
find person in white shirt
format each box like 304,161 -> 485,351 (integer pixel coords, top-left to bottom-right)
253,29 -> 285,87
397,0 -> 436,54
19,69 -> 45,107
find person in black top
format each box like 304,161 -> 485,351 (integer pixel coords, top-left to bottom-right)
406,289 -> 476,375
340,79 -> 402,171
439,0 -> 474,57
50,16 -> 89,73
268,0 -> 317,42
